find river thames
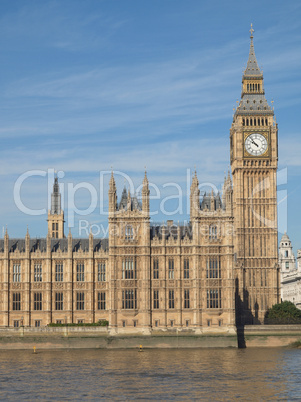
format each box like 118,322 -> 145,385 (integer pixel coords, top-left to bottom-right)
0,348 -> 300,400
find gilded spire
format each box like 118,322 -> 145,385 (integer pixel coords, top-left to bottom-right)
244,24 -> 262,77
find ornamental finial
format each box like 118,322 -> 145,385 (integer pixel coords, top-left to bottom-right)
250,23 -> 254,38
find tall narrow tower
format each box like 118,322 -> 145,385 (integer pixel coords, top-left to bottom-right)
48,176 -> 65,238
231,26 -> 279,324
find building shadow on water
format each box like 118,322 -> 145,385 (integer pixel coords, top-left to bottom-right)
235,277 -> 260,348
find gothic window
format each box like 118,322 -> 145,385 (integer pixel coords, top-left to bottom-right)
125,225 -> 134,240
242,118 -> 245,126
122,259 -> 136,279
209,225 -> 217,240
153,259 -> 159,279
33,292 -> 42,311
168,259 -> 174,279
184,259 -> 189,279
34,264 -> 42,282
122,290 -> 137,309
153,290 -> 159,309
76,292 -> 85,310
13,264 -> 21,282
55,263 -> 63,282
206,258 -> 220,278
12,293 -> 21,311
55,293 -> 63,310
98,262 -> 106,281
246,118 -> 249,126
168,290 -> 174,309
98,292 -> 106,310
77,263 -> 85,282
207,289 -> 221,309
184,290 -> 190,309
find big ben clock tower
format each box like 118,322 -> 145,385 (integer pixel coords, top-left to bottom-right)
231,25 -> 279,324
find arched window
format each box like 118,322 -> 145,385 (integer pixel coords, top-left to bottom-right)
250,118 -> 253,126
209,225 -> 217,240
262,118 -> 264,126
242,118 -> 245,126
125,225 -> 134,240
246,118 -> 249,126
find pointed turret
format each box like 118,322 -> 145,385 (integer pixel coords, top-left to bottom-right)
210,190 -> 215,211
89,228 -> 94,253
127,188 -> 132,210
142,170 -> 150,214
109,171 -> 117,214
223,169 -> 233,213
48,174 -> 65,238
46,232 -> 51,254
68,228 -> 72,254
119,186 -> 127,210
190,170 -> 200,218
4,227 -> 8,255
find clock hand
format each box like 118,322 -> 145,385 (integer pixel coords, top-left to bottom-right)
251,139 -> 259,147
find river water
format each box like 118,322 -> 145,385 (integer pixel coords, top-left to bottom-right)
0,348 -> 300,400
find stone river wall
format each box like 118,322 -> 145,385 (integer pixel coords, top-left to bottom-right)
0,325 -> 300,349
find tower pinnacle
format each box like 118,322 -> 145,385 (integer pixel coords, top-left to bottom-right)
48,175 -> 65,238
244,24 -> 261,78
51,175 -> 61,215
249,23 -> 254,38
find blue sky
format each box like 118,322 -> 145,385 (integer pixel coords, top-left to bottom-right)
0,0 -> 301,252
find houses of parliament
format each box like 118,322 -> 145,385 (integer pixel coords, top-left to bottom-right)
0,29 -> 280,332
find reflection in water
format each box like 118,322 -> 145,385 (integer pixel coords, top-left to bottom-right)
0,348 -> 300,400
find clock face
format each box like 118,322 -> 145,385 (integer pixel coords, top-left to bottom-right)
245,133 -> 268,156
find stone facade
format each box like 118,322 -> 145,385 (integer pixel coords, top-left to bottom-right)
279,233 -> 301,309
0,29 -> 280,331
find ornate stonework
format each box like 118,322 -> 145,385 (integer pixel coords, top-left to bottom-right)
0,29 -> 279,330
